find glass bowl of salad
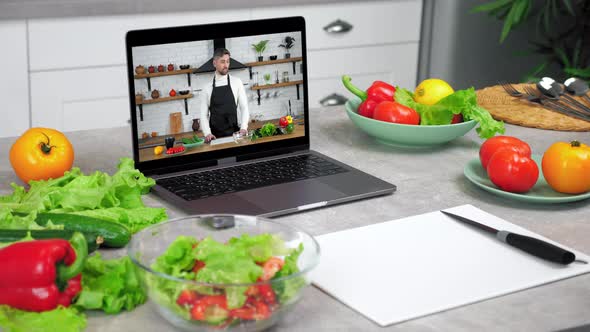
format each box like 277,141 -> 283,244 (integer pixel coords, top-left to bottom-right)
128,215 -> 320,331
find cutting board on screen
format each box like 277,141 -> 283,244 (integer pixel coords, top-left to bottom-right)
169,112 -> 183,134
310,204 -> 590,327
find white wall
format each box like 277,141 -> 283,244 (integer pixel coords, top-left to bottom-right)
0,20 -> 29,137
131,32 -> 304,139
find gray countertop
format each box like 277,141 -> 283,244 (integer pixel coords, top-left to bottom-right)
1,107 -> 589,331
0,0 -> 359,20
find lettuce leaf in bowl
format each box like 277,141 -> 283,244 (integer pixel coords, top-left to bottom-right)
395,87 -> 505,139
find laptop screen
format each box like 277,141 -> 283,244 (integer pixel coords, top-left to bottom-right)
126,17 -> 309,174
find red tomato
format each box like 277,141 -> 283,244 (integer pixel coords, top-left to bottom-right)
190,295 -> 228,321
451,114 -> 463,124
479,136 -> 531,170
229,306 -> 256,320
251,298 -> 271,320
357,99 -> 380,118
192,260 -> 206,274
257,284 -> 276,305
260,257 -> 284,281
176,290 -> 198,306
487,149 -> 539,193
372,101 -> 420,125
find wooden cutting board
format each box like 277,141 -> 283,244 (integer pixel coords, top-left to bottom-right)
476,84 -> 590,131
169,112 -> 183,134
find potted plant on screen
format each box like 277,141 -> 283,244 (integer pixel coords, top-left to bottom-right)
279,36 -> 295,59
252,40 -> 269,62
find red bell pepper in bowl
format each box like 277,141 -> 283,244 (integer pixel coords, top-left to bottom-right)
342,75 -> 395,118
0,232 -> 88,312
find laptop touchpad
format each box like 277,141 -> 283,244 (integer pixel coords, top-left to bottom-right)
238,181 -> 346,211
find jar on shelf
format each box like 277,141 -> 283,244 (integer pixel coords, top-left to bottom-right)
282,71 -> 290,83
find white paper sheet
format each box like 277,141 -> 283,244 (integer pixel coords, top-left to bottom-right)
310,204 -> 590,326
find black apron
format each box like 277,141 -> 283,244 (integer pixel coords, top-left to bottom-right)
209,74 -> 239,138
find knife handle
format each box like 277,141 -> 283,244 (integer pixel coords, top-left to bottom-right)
497,231 -> 576,265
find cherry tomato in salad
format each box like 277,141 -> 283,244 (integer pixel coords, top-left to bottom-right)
257,284 -> 276,305
229,306 -> 257,320
192,260 -> 206,274
190,295 -> 228,321
177,290 -> 198,307
252,299 -> 271,320
260,257 -> 285,281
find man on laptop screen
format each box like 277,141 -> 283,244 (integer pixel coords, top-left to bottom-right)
126,17 -> 396,217
200,48 -> 249,143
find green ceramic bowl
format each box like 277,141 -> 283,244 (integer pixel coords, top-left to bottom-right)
464,155 -> 590,204
182,140 -> 204,148
345,97 -> 477,148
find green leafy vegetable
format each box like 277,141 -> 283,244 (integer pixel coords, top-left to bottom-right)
74,253 -> 147,314
151,234 -> 302,310
259,123 -> 277,137
69,206 -> 167,234
273,243 -> 306,304
0,305 -> 86,332
395,87 -> 505,139
0,158 -> 167,231
181,135 -> 204,144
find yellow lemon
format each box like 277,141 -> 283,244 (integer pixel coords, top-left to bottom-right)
154,146 -> 164,155
414,78 -> 454,105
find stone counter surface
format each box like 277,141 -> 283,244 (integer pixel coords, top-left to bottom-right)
1,106 -> 589,331
0,0 -> 360,20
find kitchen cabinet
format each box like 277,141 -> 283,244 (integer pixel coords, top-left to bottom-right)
25,10 -> 249,135
0,20 -> 29,138
0,1 -> 423,138
29,66 -> 130,131
252,0 -> 423,108
27,10 -> 250,71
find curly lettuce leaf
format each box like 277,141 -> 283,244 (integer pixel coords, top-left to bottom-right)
0,305 -> 86,332
74,253 -> 147,314
68,207 -> 167,233
395,87 -> 505,138
0,158 -> 165,231
273,243 -> 306,304
151,234 -> 299,309
0,207 -> 42,230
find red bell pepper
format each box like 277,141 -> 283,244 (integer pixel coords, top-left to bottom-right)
0,232 -> 88,312
342,75 -> 396,118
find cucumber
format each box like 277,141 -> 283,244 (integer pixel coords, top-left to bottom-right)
0,229 -> 101,253
36,213 -> 131,248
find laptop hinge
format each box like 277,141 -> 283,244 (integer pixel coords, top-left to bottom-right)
217,156 -> 237,166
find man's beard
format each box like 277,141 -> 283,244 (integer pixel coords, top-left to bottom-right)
218,68 -> 228,75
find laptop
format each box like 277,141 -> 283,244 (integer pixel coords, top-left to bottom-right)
125,16 -> 396,217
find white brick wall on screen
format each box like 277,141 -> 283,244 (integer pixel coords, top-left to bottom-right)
132,32 -> 303,139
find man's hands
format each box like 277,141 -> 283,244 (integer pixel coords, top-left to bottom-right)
205,130 -> 246,143
205,134 -> 216,143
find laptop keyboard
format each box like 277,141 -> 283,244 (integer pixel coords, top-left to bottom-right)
156,154 -> 348,201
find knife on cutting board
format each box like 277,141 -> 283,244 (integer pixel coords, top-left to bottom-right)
440,210 -> 579,265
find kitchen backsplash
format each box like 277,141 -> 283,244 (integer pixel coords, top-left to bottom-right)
132,32 -> 304,138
